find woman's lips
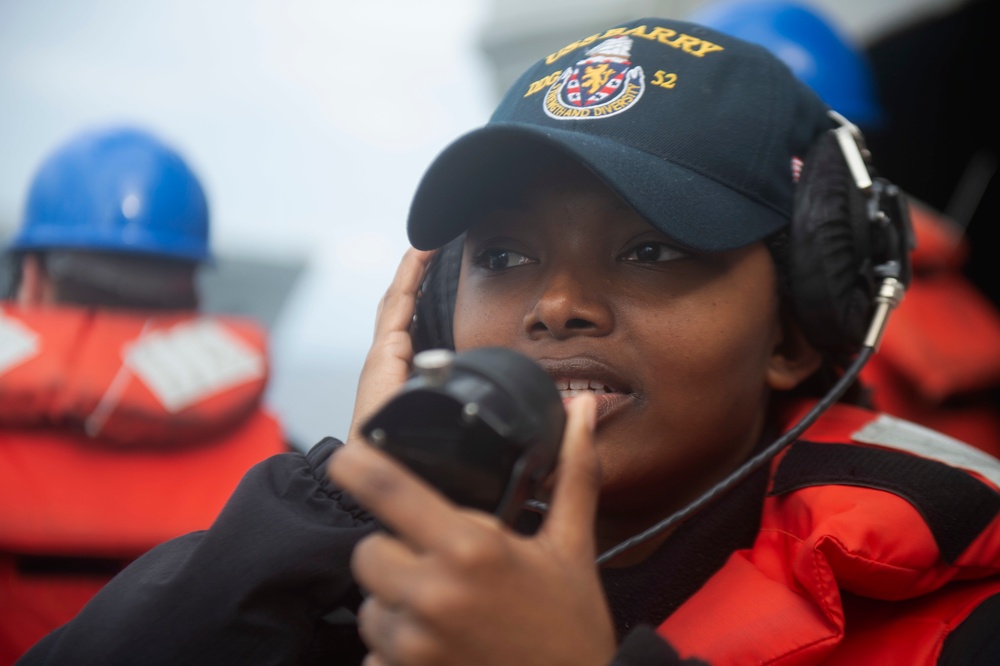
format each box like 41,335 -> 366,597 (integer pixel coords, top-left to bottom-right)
540,357 -> 636,423
563,393 -> 634,425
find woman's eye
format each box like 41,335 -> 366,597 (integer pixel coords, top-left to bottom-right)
621,241 -> 687,262
473,248 -> 533,271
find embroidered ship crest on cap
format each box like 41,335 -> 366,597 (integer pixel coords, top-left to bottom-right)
544,36 -> 645,120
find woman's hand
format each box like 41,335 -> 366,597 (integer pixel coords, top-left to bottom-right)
328,393 -> 616,666
345,247 -> 435,448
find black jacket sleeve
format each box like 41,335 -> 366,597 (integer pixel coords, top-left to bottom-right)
18,437 -> 376,666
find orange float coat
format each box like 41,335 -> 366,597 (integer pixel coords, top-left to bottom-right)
660,400 -> 1000,664
0,304 -> 289,664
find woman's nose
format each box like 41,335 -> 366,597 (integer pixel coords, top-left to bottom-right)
522,269 -> 614,340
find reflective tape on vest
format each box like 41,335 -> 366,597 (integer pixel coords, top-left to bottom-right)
123,319 -> 266,413
0,313 -> 39,377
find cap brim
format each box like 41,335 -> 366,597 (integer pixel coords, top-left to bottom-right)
407,122 -> 790,252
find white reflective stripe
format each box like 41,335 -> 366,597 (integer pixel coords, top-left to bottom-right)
0,313 -> 39,377
123,319 -> 265,413
852,413 -> 1000,489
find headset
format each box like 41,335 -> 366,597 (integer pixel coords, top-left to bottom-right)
410,235 -> 463,353
404,110 -> 914,563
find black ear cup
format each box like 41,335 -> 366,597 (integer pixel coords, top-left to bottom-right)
410,235 -> 463,353
789,129 -> 882,357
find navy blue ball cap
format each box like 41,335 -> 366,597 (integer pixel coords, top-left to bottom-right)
408,17 -> 834,252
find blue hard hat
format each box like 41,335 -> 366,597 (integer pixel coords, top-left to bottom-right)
10,126 -> 211,262
688,0 -> 885,131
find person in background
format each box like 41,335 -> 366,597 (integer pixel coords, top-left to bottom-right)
0,125 -> 291,664
688,0 -> 1000,457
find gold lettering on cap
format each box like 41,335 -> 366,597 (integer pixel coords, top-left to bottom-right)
544,25 -> 724,64
623,25 -> 652,39
524,70 -> 563,97
692,41 -> 725,56
645,27 -> 678,43
668,34 -> 704,54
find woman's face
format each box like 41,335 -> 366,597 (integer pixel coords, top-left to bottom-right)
452,161 -> 816,553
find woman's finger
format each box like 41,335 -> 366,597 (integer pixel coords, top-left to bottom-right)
358,596 -> 431,666
372,247 -> 436,341
329,442 -> 484,551
357,594 -> 398,652
351,531 -> 422,604
541,393 -> 601,556
346,248 -> 436,445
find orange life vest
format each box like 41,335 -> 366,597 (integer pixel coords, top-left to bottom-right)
0,304 -> 289,664
659,400 -> 1000,664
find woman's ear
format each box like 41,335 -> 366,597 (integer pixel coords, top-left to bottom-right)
17,254 -> 55,306
767,312 -> 823,391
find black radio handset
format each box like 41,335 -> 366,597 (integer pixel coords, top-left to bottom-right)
361,347 -> 565,529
